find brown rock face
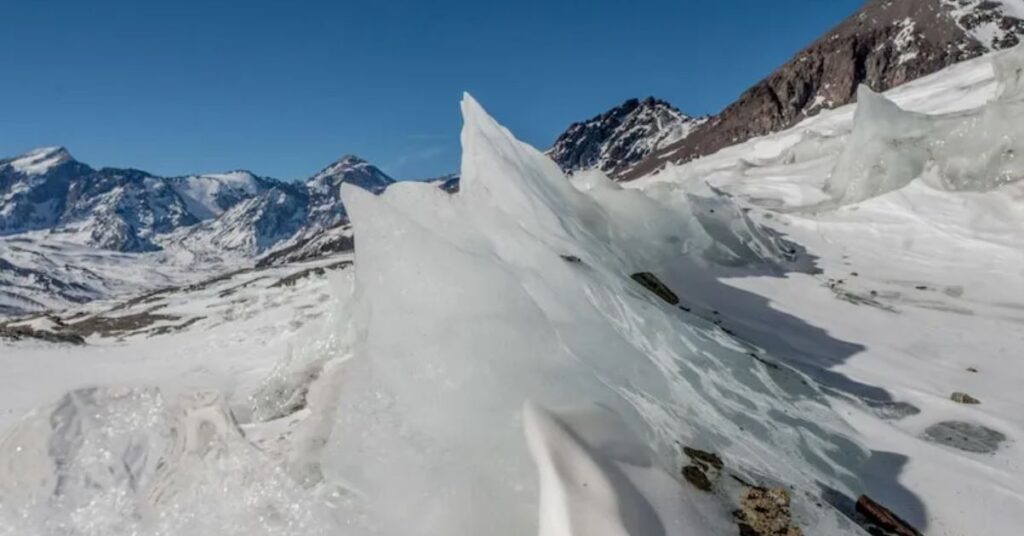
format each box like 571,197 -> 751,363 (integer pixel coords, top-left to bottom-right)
619,0 -> 1015,180
855,494 -> 924,536
736,486 -> 803,536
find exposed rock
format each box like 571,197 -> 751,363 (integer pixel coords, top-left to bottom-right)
682,465 -> 713,492
735,486 -> 802,536
66,312 -> 181,338
269,261 -> 353,288
620,0 -> 1024,180
548,97 -> 705,176
0,323 -> 85,345
683,446 -> 725,471
855,494 -> 924,536
257,224 -> 354,268
922,420 -> 1006,453
630,272 -> 679,305
951,391 -> 981,404
426,173 -> 461,193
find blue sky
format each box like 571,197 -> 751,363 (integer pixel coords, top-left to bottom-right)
0,0 -> 863,180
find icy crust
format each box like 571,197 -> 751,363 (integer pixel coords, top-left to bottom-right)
322,94 -> 872,536
825,45 -> 1024,204
0,388 -> 331,536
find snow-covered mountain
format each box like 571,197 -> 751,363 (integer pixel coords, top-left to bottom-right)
545,0 -> 1024,181
0,150 -> 401,316
547,97 -> 704,176
305,155 -> 394,233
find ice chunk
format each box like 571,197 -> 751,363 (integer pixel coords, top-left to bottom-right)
994,44 -> 1024,102
326,94 -> 874,536
825,86 -> 932,204
825,71 -> 1024,203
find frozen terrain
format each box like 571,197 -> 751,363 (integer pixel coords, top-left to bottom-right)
2,47 -> 1024,536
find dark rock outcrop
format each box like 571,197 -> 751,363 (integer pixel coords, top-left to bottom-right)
618,0 -> 1024,180
548,97 -> 704,176
630,272 -> 680,305
855,494 -> 924,536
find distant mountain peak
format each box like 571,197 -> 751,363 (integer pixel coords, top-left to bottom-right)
3,146 -> 74,176
547,97 -> 705,176
337,154 -> 368,165
307,154 -> 394,196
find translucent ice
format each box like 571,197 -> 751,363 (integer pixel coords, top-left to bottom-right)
324,94 -> 874,536
826,46 -> 1024,203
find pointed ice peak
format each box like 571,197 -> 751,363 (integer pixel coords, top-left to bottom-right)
5,146 -> 74,175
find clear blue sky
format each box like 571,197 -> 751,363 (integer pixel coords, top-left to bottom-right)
0,0 -> 864,180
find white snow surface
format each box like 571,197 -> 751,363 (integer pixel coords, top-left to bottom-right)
3,147 -> 71,176
2,48 -> 1024,536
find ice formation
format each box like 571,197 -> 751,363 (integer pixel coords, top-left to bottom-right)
318,94 -> 873,536
824,86 -> 932,204
825,45 -> 1024,204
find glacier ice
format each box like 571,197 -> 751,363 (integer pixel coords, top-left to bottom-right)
320,94 -> 876,535
824,86 -> 932,205
825,45 -> 1024,204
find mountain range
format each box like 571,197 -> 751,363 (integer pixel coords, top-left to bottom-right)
0,147 -> 394,256
4,0 -> 1024,318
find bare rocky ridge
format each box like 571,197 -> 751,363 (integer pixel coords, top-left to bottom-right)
555,0 -> 1024,181
547,97 -> 704,176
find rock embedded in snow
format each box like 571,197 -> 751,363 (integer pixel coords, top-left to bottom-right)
736,486 -> 802,536
630,271 -> 680,305
950,391 -> 981,404
922,420 -> 1007,453
854,494 -> 924,536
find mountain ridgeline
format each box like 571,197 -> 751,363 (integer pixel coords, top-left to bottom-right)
0,148 -> 395,256
549,0 -> 1024,179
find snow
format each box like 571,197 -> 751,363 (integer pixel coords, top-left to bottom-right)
3,147 -> 71,176
1,45 -> 1024,536
170,171 -> 264,220
631,48 -> 1024,536
943,0 -> 1024,50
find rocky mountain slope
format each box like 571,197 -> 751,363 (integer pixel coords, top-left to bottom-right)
547,97 -> 704,176
545,0 -> 1024,180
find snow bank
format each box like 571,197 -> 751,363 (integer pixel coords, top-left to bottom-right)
325,94 -> 873,535
826,45 -> 1024,204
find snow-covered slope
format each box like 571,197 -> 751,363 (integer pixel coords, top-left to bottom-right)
169,171 -> 274,220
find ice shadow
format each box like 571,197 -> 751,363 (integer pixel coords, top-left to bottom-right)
644,199 -> 928,528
